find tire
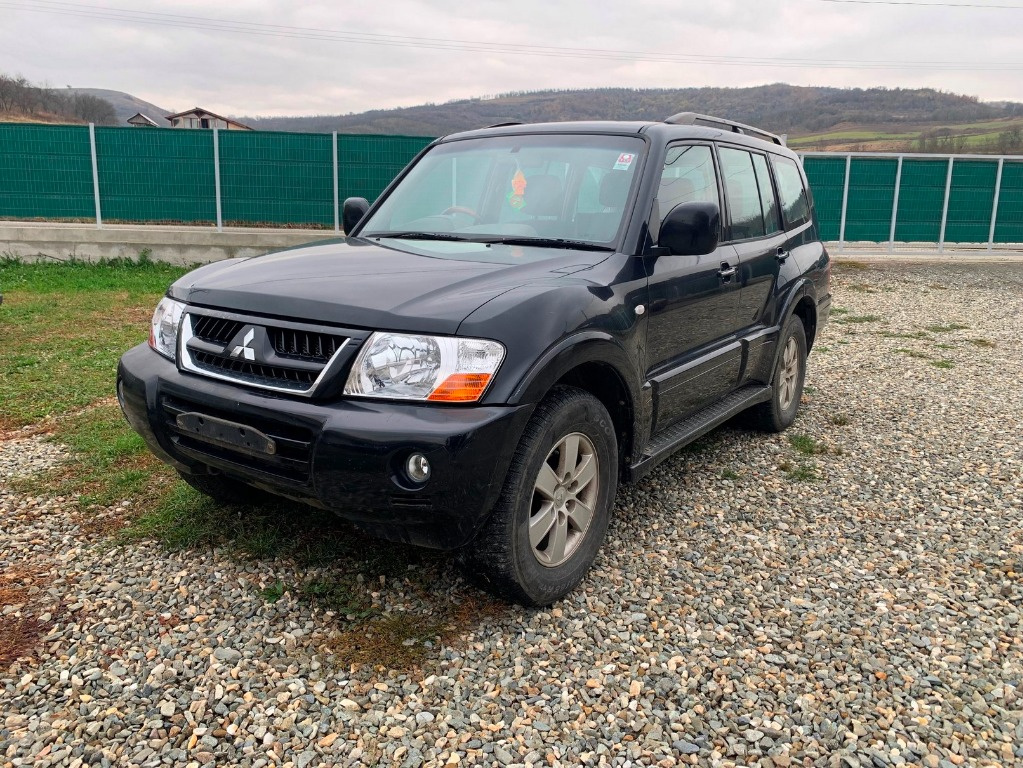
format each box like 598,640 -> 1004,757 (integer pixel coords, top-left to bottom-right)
178,471 -> 267,506
750,314 -> 808,433
458,386 -> 619,606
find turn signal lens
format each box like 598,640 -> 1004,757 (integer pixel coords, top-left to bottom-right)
427,373 -> 494,402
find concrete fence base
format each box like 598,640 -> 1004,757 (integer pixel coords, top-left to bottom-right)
1,222 -> 1020,266
0,222 -> 338,265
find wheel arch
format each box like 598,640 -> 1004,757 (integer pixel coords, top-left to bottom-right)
508,332 -> 647,475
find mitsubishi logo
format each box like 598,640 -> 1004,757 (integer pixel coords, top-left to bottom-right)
230,328 -> 256,361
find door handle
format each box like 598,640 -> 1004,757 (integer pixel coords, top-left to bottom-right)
718,263 -> 737,282
776,248 -> 790,263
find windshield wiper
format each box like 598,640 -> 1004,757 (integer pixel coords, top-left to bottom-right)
365,231 -> 474,242
479,236 -> 614,252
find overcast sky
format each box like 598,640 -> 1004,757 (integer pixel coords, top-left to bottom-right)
0,0 -> 1020,117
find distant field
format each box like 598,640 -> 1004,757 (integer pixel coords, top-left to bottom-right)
789,117 -> 1023,153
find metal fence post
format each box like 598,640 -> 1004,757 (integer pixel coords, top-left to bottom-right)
333,132 -> 340,233
88,123 -> 102,229
888,155 -> 903,254
988,158 -> 1004,252
213,128 -> 223,232
838,154 -> 851,254
938,157 -> 954,254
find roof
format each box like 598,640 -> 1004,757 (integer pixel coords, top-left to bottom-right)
127,112 -> 160,127
164,107 -> 252,129
442,120 -> 797,157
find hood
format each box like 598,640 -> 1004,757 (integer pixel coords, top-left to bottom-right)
169,237 -> 607,335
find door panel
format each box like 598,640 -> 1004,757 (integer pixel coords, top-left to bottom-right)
645,244 -> 743,428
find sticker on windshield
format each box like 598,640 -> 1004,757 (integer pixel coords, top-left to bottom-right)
508,169 -> 527,210
613,152 -> 636,171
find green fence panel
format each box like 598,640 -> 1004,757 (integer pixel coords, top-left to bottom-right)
894,159 -> 948,242
220,131 -> 334,227
994,161 -> 1023,243
337,134 -> 433,203
843,158 -> 898,241
944,160 -> 998,243
0,123 -> 94,220
95,127 -> 216,224
801,156 -> 844,240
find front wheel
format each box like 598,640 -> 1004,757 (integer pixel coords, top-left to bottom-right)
750,315 -> 808,433
459,386 -> 619,606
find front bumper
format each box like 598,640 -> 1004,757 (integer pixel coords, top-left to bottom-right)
117,343 -> 532,549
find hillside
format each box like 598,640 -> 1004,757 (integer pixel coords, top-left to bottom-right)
60,88 -> 173,126
0,74 -> 116,125
239,85 -> 1023,142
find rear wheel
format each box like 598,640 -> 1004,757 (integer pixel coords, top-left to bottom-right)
459,386 -> 618,606
178,471 -> 267,506
750,315 -> 807,433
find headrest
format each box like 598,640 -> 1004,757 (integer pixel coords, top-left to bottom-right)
599,171 -> 631,208
524,174 -> 563,216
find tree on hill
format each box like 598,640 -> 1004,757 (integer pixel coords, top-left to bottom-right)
0,74 -> 116,125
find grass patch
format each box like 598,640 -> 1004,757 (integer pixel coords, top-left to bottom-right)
788,433 -> 826,456
326,594 -> 507,673
839,314 -> 882,325
895,348 -> 931,360
0,257 -> 189,430
967,338 -> 996,348
925,323 -> 968,334
828,413 -> 851,427
778,459 -> 817,482
930,359 -> 955,369
881,330 -> 931,340
847,283 -> 875,294
833,260 -> 870,271
720,468 -> 739,481
831,307 -> 850,316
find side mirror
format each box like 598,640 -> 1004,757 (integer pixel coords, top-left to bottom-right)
342,197 -> 370,234
657,201 -> 720,256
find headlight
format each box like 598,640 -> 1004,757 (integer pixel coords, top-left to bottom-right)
344,332 -> 505,402
149,297 -> 186,361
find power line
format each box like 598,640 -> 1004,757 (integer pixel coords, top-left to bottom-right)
817,0 -> 1023,8
3,0 -> 1022,72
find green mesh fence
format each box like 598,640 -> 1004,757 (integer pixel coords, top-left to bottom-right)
3,124 -> 1022,244
843,158 -> 898,242
338,134 -> 433,202
95,127 -> 215,223
994,161 -> 1023,243
0,124 -> 94,220
220,131 -> 334,227
894,159 -> 949,242
944,160 -> 998,243
801,156 -> 844,240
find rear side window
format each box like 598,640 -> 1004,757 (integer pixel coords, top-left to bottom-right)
717,147 -> 765,240
751,153 -> 781,235
772,155 -> 810,228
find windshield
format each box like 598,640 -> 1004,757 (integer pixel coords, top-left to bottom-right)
359,134 -> 645,247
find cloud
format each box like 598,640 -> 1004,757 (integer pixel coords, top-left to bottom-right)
0,0 -> 1019,116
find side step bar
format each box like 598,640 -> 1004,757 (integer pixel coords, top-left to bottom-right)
627,384 -> 772,482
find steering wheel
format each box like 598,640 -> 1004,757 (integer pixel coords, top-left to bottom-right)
442,205 -> 481,223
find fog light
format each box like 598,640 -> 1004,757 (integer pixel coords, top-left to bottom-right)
406,453 -> 431,484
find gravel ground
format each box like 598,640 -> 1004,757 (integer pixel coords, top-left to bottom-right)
2,261 -> 1022,768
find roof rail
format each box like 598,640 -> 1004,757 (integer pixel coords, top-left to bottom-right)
663,112 -> 784,146
483,121 -> 524,129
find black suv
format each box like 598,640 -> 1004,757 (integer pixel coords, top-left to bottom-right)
118,113 -> 831,605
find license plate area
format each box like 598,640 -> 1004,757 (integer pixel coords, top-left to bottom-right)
175,412 -> 277,457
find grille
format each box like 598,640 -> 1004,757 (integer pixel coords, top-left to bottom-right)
191,315 -> 244,344
161,395 -> 315,484
182,312 -> 351,395
268,328 -> 346,363
190,350 -> 317,389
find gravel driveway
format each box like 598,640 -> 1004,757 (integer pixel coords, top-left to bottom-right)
2,261 -> 1022,768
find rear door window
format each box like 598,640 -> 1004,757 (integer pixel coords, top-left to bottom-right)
772,155 -> 811,229
717,147 -> 766,240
